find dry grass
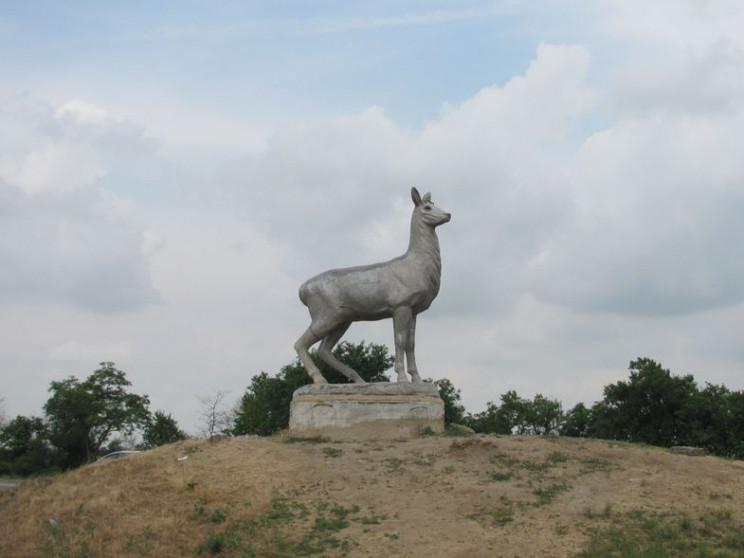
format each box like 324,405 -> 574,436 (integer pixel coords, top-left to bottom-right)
1,434 -> 744,557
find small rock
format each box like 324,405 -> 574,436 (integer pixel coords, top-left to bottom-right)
448,423 -> 476,435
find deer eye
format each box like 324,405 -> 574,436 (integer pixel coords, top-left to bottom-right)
423,205 -> 432,211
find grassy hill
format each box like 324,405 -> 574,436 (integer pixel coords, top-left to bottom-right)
2,433 -> 744,557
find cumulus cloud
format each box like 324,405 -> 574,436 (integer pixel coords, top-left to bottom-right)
233,44 -> 594,315
0,95 -> 162,312
0,95 -> 155,195
49,340 -> 133,362
527,110 -> 744,315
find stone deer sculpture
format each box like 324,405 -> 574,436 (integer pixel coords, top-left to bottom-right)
295,187 -> 451,384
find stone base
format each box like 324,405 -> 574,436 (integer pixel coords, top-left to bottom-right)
289,382 -> 444,441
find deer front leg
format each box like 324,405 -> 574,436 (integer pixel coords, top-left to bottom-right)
393,306 -> 413,383
406,315 -> 422,383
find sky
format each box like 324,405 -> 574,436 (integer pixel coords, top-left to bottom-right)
1,0 -> 744,434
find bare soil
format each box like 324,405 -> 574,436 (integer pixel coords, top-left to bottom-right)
1,433 -> 743,557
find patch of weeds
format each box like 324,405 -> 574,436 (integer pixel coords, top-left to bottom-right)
284,435 -> 328,444
443,465 -> 455,474
43,519 -> 98,558
447,438 -> 481,454
186,481 -> 198,491
313,504 -> 350,533
489,505 -> 514,526
578,508 -> 744,558
701,508 -> 732,531
468,495 -> 514,527
679,515 -> 694,533
322,447 -> 343,458
578,457 -> 617,475
384,532 -> 400,540
384,457 -> 405,472
198,531 -> 226,554
523,459 -> 550,472
584,503 -> 613,520
418,426 -> 436,437
292,500 -> 310,519
194,497 -> 207,516
489,471 -> 513,482
489,452 -> 521,468
125,524 -> 156,555
182,445 -> 199,455
709,491 -> 734,501
358,512 -> 388,525
546,451 -> 569,464
555,524 -> 569,536
196,499 -> 363,557
533,481 -> 569,506
412,453 -> 437,466
210,508 -> 227,523
260,497 -> 294,526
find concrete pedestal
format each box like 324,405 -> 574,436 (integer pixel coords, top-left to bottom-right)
289,382 -> 444,441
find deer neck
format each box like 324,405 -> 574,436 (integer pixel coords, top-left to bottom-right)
407,219 -> 442,273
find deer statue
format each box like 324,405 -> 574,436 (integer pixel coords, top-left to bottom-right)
294,187 -> 451,384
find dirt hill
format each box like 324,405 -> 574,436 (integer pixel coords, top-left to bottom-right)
2,433 -> 744,557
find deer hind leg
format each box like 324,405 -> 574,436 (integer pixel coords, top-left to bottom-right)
294,328 -> 327,384
317,322 -> 365,383
406,315 -> 422,383
393,306 -> 414,383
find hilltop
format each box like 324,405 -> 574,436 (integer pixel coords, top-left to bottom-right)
1,433 -> 743,557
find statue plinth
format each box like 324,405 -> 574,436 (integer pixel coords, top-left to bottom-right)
289,382 -> 444,441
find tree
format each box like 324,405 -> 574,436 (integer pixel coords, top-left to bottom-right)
141,411 -> 187,449
434,378 -> 466,425
465,401 -> 503,434
497,391 -> 530,434
597,358 -> 697,447
0,415 -> 58,476
44,362 -> 151,468
466,392 -> 526,435
560,403 -> 592,437
466,391 -> 562,436
197,391 -> 233,439
233,341 -> 394,436
523,394 -> 563,436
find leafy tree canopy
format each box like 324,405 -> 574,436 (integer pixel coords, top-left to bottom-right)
0,415 -> 58,476
44,362 -> 150,468
433,378 -> 466,425
466,391 -> 563,436
141,410 -> 187,449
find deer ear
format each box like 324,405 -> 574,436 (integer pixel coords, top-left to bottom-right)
422,192 -> 431,203
411,187 -> 422,206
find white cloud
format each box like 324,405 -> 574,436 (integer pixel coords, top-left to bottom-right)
0,95 -> 162,312
0,94 -> 157,195
599,0 -> 744,52
55,99 -> 113,126
526,45 -> 744,316
50,340 -> 132,362
234,44 -> 594,320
